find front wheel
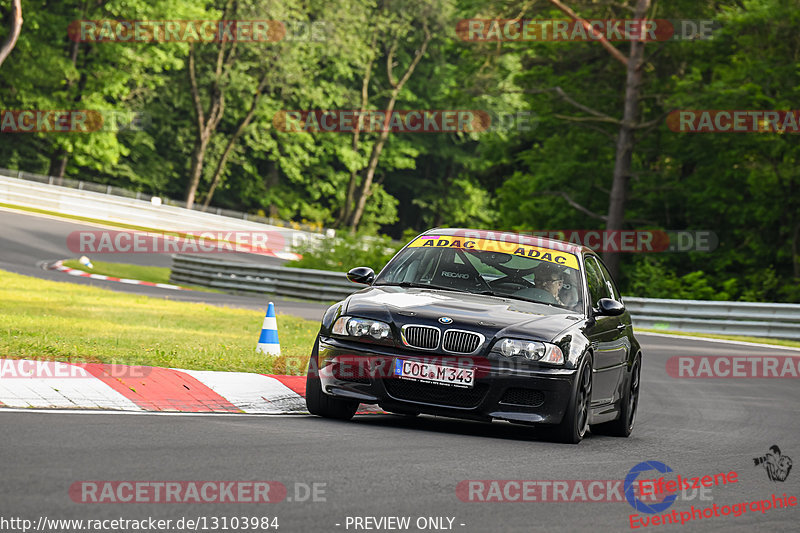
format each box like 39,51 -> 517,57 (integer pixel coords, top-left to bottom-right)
305,340 -> 358,420
553,355 -> 593,444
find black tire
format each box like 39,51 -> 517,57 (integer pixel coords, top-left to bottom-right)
553,354 -> 593,444
593,354 -> 641,437
305,340 -> 358,420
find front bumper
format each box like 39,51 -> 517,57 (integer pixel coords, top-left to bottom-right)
316,336 -> 577,425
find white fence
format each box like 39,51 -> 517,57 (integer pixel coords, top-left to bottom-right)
0,172 -> 318,253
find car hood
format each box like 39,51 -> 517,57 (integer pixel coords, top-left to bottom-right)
343,286 -> 581,342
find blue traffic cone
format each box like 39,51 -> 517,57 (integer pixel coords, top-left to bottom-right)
256,302 -> 281,356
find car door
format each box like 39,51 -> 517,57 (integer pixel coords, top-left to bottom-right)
583,255 -> 629,407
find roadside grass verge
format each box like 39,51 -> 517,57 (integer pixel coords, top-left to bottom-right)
62,259 -> 172,284
637,328 -> 800,349
60,259 -> 219,293
0,269 -> 319,375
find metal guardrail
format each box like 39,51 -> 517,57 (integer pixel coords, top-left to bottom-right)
171,255 -> 800,340
0,173 -> 319,252
170,254 -> 359,302
0,167 -> 327,234
624,297 -> 800,340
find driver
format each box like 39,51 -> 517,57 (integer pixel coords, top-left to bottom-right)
535,264 -> 566,306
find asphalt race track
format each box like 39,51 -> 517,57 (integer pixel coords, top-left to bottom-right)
0,208 -> 328,321
2,207 -> 799,531
1,336 -> 798,532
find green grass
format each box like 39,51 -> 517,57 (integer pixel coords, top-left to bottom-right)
0,269 -> 320,375
61,259 -> 221,293
637,328 -> 800,349
62,259 -> 171,284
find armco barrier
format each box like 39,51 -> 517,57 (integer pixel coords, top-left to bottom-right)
0,167 -> 326,232
624,297 -> 800,340
0,172 -> 319,252
170,255 -> 800,340
169,254 -> 359,301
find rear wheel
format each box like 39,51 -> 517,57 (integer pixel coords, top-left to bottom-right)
553,355 -> 592,444
593,354 -> 640,437
305,340 -> 358,420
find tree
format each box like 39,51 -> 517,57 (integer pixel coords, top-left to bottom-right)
184,0 -> 235,209
335,0 -> 449,231
342,21 -> 432,230
546,0 -> 651,279
0,0 -> 22,69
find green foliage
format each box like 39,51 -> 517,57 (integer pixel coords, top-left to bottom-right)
287,232 -> 401,273
627,258 -> 732,301
1,0 -> 799,301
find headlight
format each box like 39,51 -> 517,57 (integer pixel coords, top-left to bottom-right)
491,338 -> 564,365
332,316 -> 392,342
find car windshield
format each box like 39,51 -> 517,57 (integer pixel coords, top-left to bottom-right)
374,235 -> 584,312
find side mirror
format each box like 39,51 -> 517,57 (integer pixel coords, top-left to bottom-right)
596,298 -> 625,316
346,266 -> 375,285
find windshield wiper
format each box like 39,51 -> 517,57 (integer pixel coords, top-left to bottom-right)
375,281 -> 469,293
477,290 -> 506,298
477,290 -> 565,309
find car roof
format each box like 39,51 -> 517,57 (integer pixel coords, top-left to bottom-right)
421,227 -> 594,256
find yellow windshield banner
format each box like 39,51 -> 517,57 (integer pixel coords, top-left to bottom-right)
408,235 -> 579,270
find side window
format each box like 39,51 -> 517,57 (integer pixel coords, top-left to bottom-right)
596,259 -> 622,301
583,256 -> 610,309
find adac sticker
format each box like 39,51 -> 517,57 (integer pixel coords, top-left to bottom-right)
408,236 -> 579,270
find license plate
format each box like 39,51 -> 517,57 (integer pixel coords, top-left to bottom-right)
394,359 -> 474,388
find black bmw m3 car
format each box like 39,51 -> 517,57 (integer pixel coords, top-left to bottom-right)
305,228 -> 642,443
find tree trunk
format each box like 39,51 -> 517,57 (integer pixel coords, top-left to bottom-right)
792,220 -> 800,279
345,111 -> 393,231
184,41 -> 228,209
201,72 -> 270,210
602,0 -> 650,279
184,1 -> 235,209
335,33 -> 377,228
48,8 -> 86,183
0,0 -> 22,68
48,151 -> 67,182
186,134 -> 211,208
346,26 -> 431,231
